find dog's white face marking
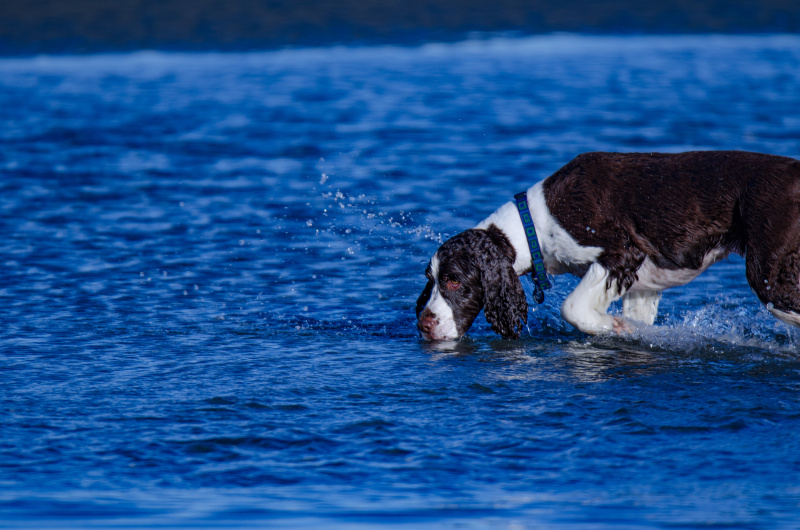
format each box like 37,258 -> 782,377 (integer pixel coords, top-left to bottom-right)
420,254 -> 459,340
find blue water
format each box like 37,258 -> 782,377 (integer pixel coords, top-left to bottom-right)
2,34 -> 800,529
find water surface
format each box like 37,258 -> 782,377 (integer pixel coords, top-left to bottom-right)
2,35 -> 800,528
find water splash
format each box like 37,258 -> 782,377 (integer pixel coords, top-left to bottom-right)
611,298 -> 800,357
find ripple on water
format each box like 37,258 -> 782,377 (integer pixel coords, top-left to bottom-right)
2,34 -> 800,528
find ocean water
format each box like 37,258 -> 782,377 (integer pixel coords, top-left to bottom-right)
2,34 -> 800,529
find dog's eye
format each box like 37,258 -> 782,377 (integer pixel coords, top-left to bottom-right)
446,278 -> 461,290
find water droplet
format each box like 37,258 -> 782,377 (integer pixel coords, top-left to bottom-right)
767,302 -> 774,310
306,220 -> 313,227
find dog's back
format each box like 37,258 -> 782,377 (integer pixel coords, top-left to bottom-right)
543,151 -> 800,295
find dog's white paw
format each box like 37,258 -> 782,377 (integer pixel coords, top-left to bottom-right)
612,316 -> 634,335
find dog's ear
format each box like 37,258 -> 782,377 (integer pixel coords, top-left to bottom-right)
482,260 -> 527,339
415,280 -> 433,318
479,225 -> 527,339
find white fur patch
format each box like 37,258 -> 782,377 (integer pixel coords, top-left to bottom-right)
622,290 -> 661,325
560,262 -> 623,334
421,254 -> 459,340
476,181 -> 603,276
769,307 -> 800,328
630,249 -> 730,292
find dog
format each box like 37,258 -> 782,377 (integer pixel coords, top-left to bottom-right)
416,151 -> 800,340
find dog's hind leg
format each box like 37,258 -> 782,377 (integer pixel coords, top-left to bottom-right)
746,240 -> 800,329
739,160 -> 800,329
622,290 -> 661,325
561,262 -> 629,334
769,306 -> 800,327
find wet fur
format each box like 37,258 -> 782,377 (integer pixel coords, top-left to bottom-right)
417,150 -> 800,339
544,151 -> 800,312
416,226 -> 527,339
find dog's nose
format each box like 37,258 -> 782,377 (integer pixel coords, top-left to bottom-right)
418,309 -> 436,335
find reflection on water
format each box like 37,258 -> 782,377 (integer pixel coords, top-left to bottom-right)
422,315 -> 800,385
559,340 -> 685,382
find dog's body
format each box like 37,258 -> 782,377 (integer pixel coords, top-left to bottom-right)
416,151 -> 800,340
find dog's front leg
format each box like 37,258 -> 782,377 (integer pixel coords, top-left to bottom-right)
622,290 -> 661,325
561,262 -> 629,335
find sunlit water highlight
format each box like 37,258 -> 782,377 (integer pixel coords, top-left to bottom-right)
2,34 -> 800,528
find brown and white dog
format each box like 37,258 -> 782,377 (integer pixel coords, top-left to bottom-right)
416,151 -> 800,340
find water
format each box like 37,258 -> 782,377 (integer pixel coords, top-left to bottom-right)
2,34 -> 800,528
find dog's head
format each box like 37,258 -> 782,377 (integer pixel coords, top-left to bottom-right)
415,225 -> 528,340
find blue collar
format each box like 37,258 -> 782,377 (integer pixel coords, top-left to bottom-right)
514,191 -> 552,304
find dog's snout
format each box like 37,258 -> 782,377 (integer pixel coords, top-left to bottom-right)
418,309 -> 437,335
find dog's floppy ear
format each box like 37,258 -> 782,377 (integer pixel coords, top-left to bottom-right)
482,261 -> 527,339
479,225 -> 528,339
